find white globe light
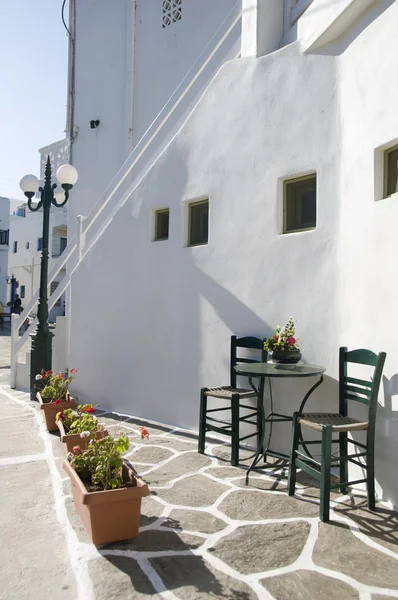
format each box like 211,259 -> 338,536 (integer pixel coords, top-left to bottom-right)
56,164 -> 78,186
53,190 -> 66,203
19,174 -> 39,194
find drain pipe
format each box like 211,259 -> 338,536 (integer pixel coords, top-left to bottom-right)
64,0 -> 77,164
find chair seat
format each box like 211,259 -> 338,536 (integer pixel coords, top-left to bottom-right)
204,386 -> 257,399
298,412 -> 369,433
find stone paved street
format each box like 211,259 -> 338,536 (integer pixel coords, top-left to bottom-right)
1,333 -> 398,599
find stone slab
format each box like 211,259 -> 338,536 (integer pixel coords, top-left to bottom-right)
140,495 -> 164,527
101,529 -> 203,553
156,474 -> 230,507
143,453 -> 212,486
163,508 -> 227,534
210,522 -> 310,574
261,569 -> 359,599
218,489 -> 319,520
0,413 -> 43,458
149,555 -> 258,599
88,556 -> 160,599
313,522 -> 398,589
0,461 -> 76,599
128,444 -> 175,464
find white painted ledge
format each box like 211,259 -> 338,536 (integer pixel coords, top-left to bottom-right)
299,0 -> 377,52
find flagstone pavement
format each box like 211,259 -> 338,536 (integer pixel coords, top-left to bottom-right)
1,333 -> 398,600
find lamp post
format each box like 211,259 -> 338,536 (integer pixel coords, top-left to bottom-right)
6,274 -> 18,313
20,157 -> 78,400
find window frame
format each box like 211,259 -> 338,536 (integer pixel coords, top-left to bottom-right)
20,285 -> 25,299
37,238 -> 43,251
188,199 -> 209,247
383,144 -> 398,199
26,242 -> 29,250
153,208 -> 170,242
13,241 -> 17,253
282,173 -> 317,234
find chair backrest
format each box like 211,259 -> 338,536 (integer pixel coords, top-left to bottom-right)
339,347 -> 387,428
230,335 -> 265,388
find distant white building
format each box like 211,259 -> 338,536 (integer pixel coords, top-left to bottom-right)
0,197 -> 10,305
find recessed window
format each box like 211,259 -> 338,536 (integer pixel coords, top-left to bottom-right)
26,242 -> 29,250
154,209 -> 169,241
20,285 -> 25,299
283,174 -> 317,234
188,199 -> 209,246
162,0 -> 181,28
384,145 -> 398,198
37,238 -> 43,251
13,241 -> 17,253
51,281 -> 61,307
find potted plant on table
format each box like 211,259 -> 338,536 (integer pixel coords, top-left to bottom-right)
35,369 -> 77,431
56,404 -> 108,455
264,317 -> 302,364
63,433 -> 150,545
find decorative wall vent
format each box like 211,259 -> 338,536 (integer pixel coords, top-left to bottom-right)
162,0 -> 182,28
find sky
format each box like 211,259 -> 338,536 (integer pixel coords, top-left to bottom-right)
0,0 -> 68,200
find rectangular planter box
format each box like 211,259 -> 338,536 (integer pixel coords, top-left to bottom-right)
37,392 -> 76,432
56,420 -> 108,455
63,460 -> 150,545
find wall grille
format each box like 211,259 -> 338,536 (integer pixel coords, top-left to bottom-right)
162,0 -> 182,28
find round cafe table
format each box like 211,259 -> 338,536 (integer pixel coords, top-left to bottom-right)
234,361 -> 326,485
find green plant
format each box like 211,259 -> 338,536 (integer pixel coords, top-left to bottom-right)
56,404 -> 100,434
35,368 -> 77,403
68,435 -> 130,491
263,317 -> 300,352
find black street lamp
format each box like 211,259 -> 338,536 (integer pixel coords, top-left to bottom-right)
6,274 -> 18,313
20,157 -> 78,400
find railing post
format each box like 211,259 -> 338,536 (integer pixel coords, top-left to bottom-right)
10,313 -> 17,388
76,215 -> 86,261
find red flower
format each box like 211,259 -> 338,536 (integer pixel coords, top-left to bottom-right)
58,411 -> 65,421
140,426 -> 150,440
70,369 -> 78,374
57,374 -> 64,380
273,336 -> 278,340
53,400 -> 62,406
72,446 -> 81,455
47,370 -> 52,376
288,337 -> 296,346
83,406 -> 95,414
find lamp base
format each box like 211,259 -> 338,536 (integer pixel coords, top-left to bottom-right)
30,328 -> 54,401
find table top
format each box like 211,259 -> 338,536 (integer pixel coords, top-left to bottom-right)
234,362 -> 326,378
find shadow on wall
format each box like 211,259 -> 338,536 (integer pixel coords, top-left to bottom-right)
377,374 -> 398,504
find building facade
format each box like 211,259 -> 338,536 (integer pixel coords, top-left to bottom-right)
17,0 -> 398,507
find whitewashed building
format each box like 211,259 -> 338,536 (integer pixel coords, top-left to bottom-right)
0,197 -> 10,306
13,0 -> 398,507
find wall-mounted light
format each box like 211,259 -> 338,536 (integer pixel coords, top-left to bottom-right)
90,120 -> 100,129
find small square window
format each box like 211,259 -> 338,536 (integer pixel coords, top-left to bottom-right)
20,285 -> 25,299
13,241 -> 17,253
188,199 -> 209,246
154,209 -> 169,241
283,174 -> 317,234
384,145 -> 398,198
37,238 -> 43,251
26,242 -> 29,250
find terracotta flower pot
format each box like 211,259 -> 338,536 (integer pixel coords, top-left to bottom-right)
63,460 -> 150,545
56,420 -> 109,456
37,392 -> 76,432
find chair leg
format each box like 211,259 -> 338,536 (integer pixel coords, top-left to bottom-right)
198,388 -> 207,455
288,413 -> 300,497
367,431 -> 376,511
231,394 -> 240,467
320,425 -> 333,522
339,432 -> 348,495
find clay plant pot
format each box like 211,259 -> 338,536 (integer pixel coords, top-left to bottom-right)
56,420 -> 109,456
37,392 -> 76,432
63,460 -> 150,545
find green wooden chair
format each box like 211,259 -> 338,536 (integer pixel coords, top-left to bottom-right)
288,347 -> 386,522
198,336 -> 265,466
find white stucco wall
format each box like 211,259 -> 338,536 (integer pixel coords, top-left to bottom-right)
0,197 -> 10,305
68,0 -> 398,507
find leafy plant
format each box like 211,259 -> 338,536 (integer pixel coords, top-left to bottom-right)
35,368 -> 77,403
56,404 -> 100,434
68,435 -> 131,491
263,317 -> 300,352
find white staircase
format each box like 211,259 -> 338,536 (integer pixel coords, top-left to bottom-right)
10,3 -> 242,388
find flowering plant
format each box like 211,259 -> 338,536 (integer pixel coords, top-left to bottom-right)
263,317 -> 300,352
56,404 -> 101,435
35,369 -> 77,403
68,435 -> 131,491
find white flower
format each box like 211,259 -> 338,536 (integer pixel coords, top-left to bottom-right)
80,431 -> 91,438
97,423 -> 106,431
35,374 -> 42,381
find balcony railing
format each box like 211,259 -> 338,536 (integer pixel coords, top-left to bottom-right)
0,230 -> 9,246
39,139 -> 70,180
